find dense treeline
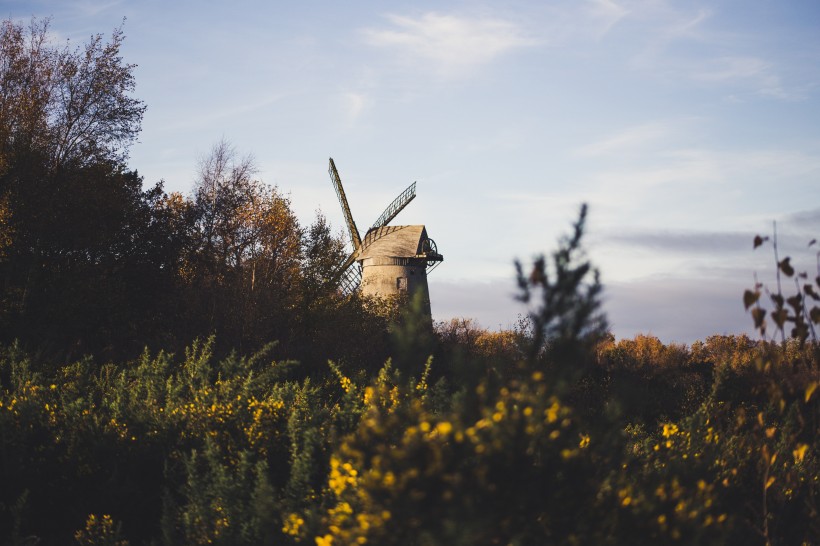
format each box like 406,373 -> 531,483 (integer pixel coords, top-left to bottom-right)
1,18 -> 818,546
0,19 -> 390,369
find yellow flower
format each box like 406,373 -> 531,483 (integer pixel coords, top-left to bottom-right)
545,400 -> 560,424
383,472 -> 395,487
579,434 -> 590,449
435,421 -> 453,436
661,423 -> 678,438
283,513 -> 304,536
363,386 -> 374,406
793,443 -> 808,463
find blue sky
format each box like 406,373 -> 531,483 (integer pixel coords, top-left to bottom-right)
6,0 -> 820,342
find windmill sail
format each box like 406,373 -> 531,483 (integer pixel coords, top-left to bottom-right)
371,182 -> 416,230
328,158 -> 364,293
328,158 -> 362,250
338,263 -> 362,295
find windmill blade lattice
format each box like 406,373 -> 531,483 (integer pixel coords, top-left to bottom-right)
371,181 -> 416,230
338,263 -> 362,295
328,158 -> 362,250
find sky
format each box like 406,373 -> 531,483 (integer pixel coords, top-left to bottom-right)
5,0 -> 820,343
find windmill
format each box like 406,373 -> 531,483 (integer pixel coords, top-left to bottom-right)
328,158 -> 443,310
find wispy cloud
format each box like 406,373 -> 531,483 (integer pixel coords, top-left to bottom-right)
67,0 -> 124,18
342,92 -> 367,124
626,5 -> 711,70
603,230 -> 752,254
577,145 -> 820,233
784,208 -> 820,228
690,56 -> 796,100
610,3 -> 805,101
362,12 -> 537,76
584,0 -> 630,38
575,121 -> 674,157
155,93 -> 285,132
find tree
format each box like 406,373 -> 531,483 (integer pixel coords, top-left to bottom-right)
0,18 -> 165,359
0,17 -> 145,171
0,18 -> 55,172
301,211 -> 348,301
0,16 -> 146,280
192,139 -> 258,268
185,140 -> 303,352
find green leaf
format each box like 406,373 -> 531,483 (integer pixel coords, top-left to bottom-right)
811,306 -> 820,325
787,294 -> 802,312
743,290 -> 760,310
809,238 -> 816,247
778,257 -> 794,277
805,284 -> 820,301
771,293 -> 784,308
753,235 -> 769,249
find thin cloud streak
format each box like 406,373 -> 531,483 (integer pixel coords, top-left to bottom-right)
690,56 -> 795,100
626,5 -> 711,70
67,0 -> 124,18
362,12 -> 537,76
151,94 -> 286,133
575,121 -> 675,157
584,0 -> 630,38
785,208 -> 820,228
602,230 -> 752,254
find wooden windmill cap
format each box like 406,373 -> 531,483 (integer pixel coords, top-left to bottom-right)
358,225 -> 431,260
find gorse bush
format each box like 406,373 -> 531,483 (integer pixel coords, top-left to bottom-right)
0,206 -> 818,545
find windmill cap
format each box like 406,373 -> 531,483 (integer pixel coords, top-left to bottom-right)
358,225 -> 441,260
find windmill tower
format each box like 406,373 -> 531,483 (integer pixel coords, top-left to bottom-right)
328,158 -> 443,312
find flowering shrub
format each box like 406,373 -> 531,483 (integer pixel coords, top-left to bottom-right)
0,209 -> 817,545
